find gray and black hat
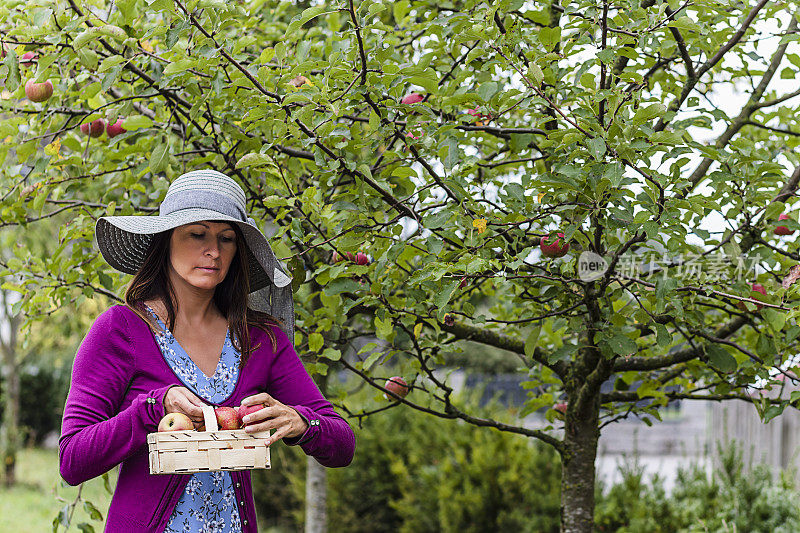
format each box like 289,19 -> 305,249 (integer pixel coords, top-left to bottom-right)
95,169 -> 295,342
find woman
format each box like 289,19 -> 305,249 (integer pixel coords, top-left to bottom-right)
59,170 -> 355,532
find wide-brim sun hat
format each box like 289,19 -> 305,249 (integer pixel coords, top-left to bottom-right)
95,169 -> 295,342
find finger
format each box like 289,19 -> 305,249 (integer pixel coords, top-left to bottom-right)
182,400 -> 206,419
241,406 -> 281,425
243,419 -> 277,434
241,392 -> 277,407
264,427 -> 288,446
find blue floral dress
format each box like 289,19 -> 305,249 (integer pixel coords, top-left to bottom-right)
145,304 -> 243,533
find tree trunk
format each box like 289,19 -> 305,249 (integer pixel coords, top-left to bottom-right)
0,291 -> 20,487
560,398 -> 600,533
305,457 -> 327,533
1,364 -> 19,487
305,354 -> 328,533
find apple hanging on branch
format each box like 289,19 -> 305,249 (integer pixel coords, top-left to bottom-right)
24,79 -> 53,102
19,51 -> 38,66
540,232 -> 570,258
467,108 -> 491,126
106,119 -> 127,138
401,92 -> 424,105
80,119 -> 106,138
383,376 -> 409,401
774,213 -> 795,236
737,283 -> 766,312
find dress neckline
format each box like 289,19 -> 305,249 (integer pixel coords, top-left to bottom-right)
143,303 -> 230,381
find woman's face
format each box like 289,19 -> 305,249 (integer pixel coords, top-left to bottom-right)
168,221 -> 238,292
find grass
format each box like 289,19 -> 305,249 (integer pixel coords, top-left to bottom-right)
0,447 -> 116,532
0,447 -> 283,532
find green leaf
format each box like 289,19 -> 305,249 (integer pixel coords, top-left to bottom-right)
524,327 -> 541,358
375,315 -> 394,340
98,55 -> 127,73
83,500 -> 103,521
96,25 -> 127,41
163,59 -> 195,75
655,324 -> 671,347
443,137 -> 459,171
321,347 -> 341,361
308,332 -> 324,352
2,50 -> 21,92
762,308 -> 786,332
73,28 -> 99,50
409,73 -> 438,95
764,201 -> 785,222
477,81 -> 499,102
607,335 -> 638,356
236,153 -> 272,169
434,280 -> 459,318
123,115 -> 153,130
529,63 -> 544,85
586,137 -> 606,160
632,103 -> 666,125
706,345 -> 737,373
149,138 -> 169,173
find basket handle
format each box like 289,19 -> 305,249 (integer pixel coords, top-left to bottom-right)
202,405 -> 218,431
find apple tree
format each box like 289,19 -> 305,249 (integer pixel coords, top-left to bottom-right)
4,0 -> 800,531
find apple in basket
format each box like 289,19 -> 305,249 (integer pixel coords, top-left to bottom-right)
238,403 -> 266,427
215,407 -> 241,430
158,413 -> 193,432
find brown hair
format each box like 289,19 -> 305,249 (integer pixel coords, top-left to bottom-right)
124,222 -> 280,368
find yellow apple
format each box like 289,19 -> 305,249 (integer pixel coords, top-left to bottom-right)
157,412 -> 193,432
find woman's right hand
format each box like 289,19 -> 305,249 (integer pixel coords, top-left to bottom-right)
163,386 -> 207,429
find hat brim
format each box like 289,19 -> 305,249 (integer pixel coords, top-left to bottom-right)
95,209 -> 292,292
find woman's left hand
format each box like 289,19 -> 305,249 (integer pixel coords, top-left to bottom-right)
239,392 -> 308,445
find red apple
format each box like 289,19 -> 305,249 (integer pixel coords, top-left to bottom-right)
214,406 -> 241,430
401,93 -> 424,104
333,251 -> 357,263
468,108 -> 491,126
80,119 -> 106,138
540,233 -> 570,258
157,412 -> 193,432
468,108 -> 491,119
775,214 -> 794,236
737,283 -> 766,311
19,51 -> 38,66
383,376 -> 409,400
237,403 -> 266,427
106,119 -> 127,138
554,402 -> 568,414
459,277 -> 468,289
355,252 -> 370,265
24,79 -> 53,103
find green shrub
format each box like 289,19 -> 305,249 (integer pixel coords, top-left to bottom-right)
251,388 -> 561,532
0,363 -> 71,445
595,444 -> 800,533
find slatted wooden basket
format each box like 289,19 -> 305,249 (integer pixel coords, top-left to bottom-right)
148,405 -> 271,474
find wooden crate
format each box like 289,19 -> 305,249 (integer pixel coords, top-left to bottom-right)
148,405 -> 271,474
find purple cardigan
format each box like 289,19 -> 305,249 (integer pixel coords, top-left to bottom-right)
59,304 -> 355,532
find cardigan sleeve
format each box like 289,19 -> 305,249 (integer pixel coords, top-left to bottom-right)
59,306 -> 173,486
265,326 -> 355,468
